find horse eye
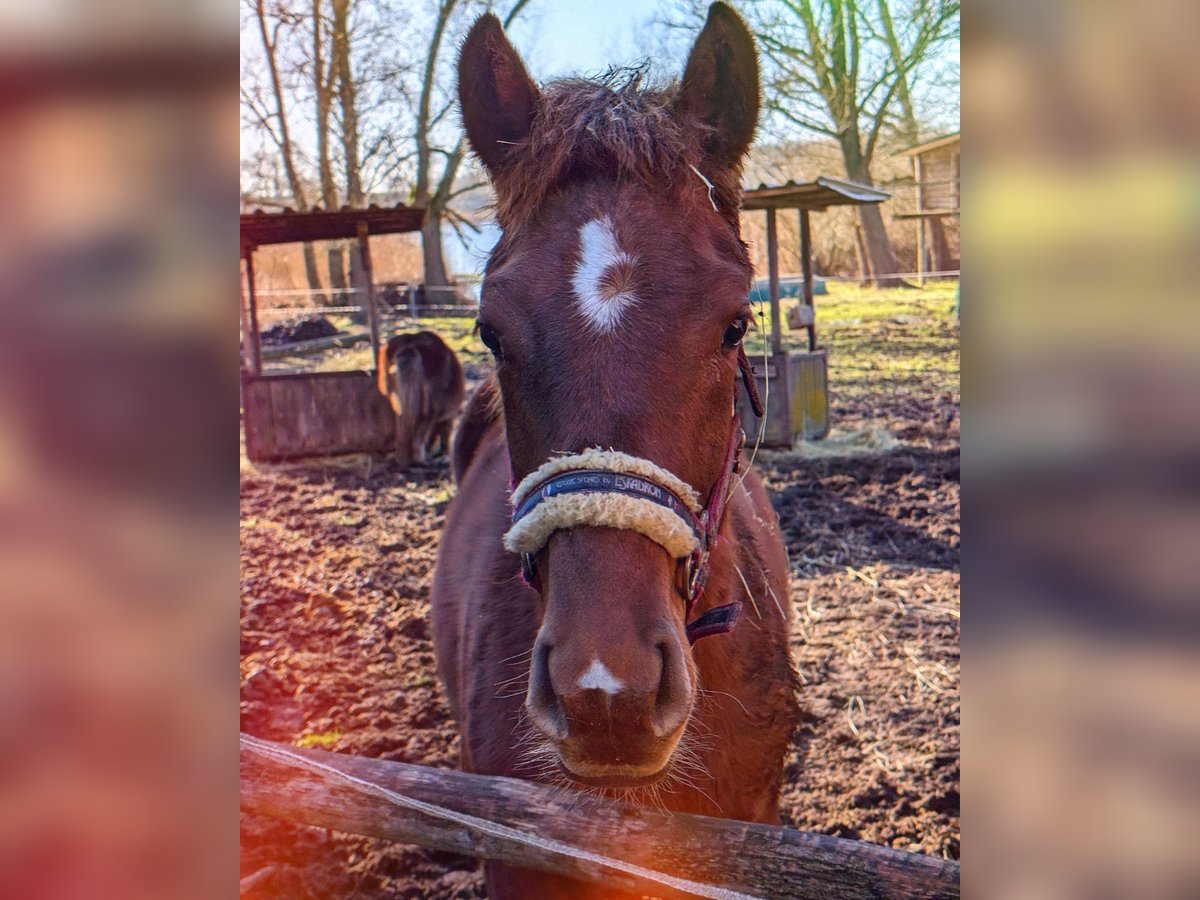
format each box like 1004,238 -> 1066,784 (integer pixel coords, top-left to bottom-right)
476,320 -> 502,358
722,318 -> 749,348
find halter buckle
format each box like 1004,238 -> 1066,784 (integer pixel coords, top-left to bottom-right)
520,552 -> 537,586
684,554 -> 700,597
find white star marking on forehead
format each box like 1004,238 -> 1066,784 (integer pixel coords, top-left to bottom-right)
571,217 -> 639,333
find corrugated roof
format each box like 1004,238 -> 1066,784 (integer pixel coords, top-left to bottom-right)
240,204 -> 426,250
897,132 -> 960,157
740,176 -> 890,211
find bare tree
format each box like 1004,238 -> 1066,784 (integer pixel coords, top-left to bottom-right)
243,0 -> 533,296
333,0 -> 366,208
246,0 -> 325,296
751,0 -> 959,283
332,0 -> 365,295
411,0 -> 531,293
314,0 -> 349,293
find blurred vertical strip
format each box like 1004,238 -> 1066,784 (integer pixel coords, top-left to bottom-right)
0,2 -> 237,899
968,0 -> 1200,897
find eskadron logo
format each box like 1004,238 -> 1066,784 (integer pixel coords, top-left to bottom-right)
613,475 -> 661,498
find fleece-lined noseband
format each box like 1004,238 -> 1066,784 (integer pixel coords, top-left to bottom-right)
504,347 -> 765,644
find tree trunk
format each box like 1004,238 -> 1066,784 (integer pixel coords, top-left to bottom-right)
858,202 -> 902,285
254,0 -> 324,298
421,216 -> 450,295
842,142 -> 901,285
327,247 -> 347,292
302,245 -> 323,300
333,0 -> 363,207
329,0 -> 362,316
412,1 -> 460,292
422,141 -> 465,294
927,217 -> 953,275
314,0 -> 343,300
853,222 -> 872,285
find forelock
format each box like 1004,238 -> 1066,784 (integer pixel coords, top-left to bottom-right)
486,66 -> 743,229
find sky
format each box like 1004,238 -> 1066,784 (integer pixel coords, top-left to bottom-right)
505,0 -> 679,80
243,0 -> 959,277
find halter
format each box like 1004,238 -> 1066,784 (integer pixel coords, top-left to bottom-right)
503,348 -> 764,644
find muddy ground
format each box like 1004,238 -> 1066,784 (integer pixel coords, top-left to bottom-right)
240,312 -> 960,898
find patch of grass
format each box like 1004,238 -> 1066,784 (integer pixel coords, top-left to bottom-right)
425,488 -> 453,505
745,282 -> 960,406
296,730 -> 341,749
308,316 -> 487,374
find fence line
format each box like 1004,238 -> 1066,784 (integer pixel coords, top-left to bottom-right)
241,733 -> 960,899
822,269 -> 961,282
252,273 -> 959,325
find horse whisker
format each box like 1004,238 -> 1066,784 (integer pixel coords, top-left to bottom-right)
732,561 -> 763,620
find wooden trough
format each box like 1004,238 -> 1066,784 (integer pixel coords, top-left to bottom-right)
241,733 -> 959,899
738,177 -> 890,444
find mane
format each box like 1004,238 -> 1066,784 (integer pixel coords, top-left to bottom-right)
488,67 -> 744,230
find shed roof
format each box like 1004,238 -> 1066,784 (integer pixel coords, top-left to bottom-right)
240,204 -> 426,251
897,132 -> 960,158
740,176 -> 890,211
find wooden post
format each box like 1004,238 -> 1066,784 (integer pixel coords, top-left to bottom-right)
356,221 -> 381,368
915,155 -> 926,286
918,218 -> 926,286
766,208 -> 783,356
242,246 -> 263,377
239,253 -> 252,375
241,734 -> 960,900
799,208 -> 816,352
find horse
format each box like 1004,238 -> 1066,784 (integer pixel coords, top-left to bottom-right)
376,330 -> 464,467
431,5 -> 799,896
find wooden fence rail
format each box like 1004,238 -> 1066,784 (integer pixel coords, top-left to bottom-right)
241,733 -> 959,899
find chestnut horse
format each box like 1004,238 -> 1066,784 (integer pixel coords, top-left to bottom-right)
376,330 -> 464,467
432,5 -> 798,896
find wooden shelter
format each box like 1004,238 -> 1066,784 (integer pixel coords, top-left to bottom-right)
738,177 -> 890,444
896,132 -> 960,284
238,180 -> 889,460
240,204 -> 425,461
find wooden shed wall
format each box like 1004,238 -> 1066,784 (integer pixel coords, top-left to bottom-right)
918,144 -> 960,211
243,371 -> 397,461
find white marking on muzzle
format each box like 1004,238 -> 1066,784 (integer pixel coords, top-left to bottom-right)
572,217 -> 638,333
578,658 -> 624,695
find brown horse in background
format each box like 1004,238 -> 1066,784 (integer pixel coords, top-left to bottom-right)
376,331 -> 464,467
431,6 -> 799,897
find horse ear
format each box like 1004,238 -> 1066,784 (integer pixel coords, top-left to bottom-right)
677,3 -> 760,167
458,13 -> 540,173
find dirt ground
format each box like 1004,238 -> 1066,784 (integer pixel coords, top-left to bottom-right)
240,292 -> 960,897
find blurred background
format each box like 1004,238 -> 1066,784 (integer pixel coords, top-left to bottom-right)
967,1 -> 1200,897
0,0 -> 1196,897
0,2 -> 236,899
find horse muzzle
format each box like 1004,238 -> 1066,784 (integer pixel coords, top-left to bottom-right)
523,594 -> 694,786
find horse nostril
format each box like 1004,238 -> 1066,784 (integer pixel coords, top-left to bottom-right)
653,638 -> 691,738
525,640 -> 567,740
655,641 -> 669,695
